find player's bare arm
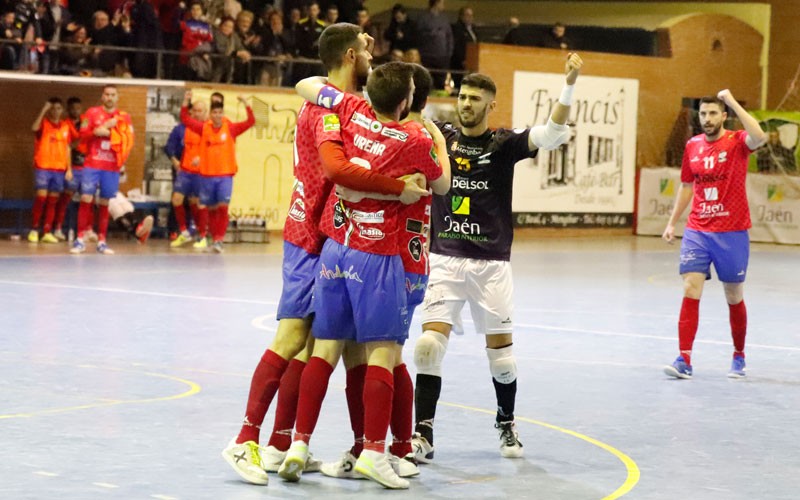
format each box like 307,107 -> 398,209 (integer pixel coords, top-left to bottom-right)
31,101 -> 52,132
717,89 -> 767,149
423,119 -> 452,195
662,182 -> 694,243
528,52 -> 583,151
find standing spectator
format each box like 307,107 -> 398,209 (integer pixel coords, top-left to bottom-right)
292,1 -> 325,84
211,15 -> 250,82
179,1 -> 214,80
29,98 -> 79,244
260,10 -> 294,86
1,10 -> 22,70
662,90 -> 767,379
756,130 -> 797,174
71,85 -> 135,255
58,25 -> 93,75
233,10 -> 260,83
542,22 -> 570,50
384,3 -> 416,53
129,0 -> 163,78
180,91 -> 255,253
450,6 -> 476,87
154,0 -> 184,79
415,0 -> 452,89
89,10 -> 128,75
31,2 -> 57,73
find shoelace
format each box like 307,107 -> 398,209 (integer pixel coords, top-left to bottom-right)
246,442 -> 264,467
499,425 -> 517,446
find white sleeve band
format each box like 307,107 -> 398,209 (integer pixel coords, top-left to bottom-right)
559,84 -> 575,106
529,118 -> 571,150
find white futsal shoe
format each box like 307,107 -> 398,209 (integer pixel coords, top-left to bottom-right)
496,421 -> 524,458
354,450 -> 409,489
221,439 -> 269,485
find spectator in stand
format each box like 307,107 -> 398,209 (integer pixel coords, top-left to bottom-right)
402,47 -> 420,64
1,9 -> 22,70
58,25 -> 94,75
757,130 -> 797,174
212,15 -> 250,82
233,9 -> 261,83
260,10 -> 294,86
356,7 -> 385,60
292,1 -> 325,84
179,1 -> 214,80
502,16 -> 521,45
32,2 -> 57,73
323,4 -> 338,26
14,0 -> 36,68
415,0 -> 452,89
89,10 -> 129,75
385,3 -> 416,53
451,6 -> 476,87
69,0 -> 104,28
129,0 -> 163,78
542,22 -> 570,50
155,0 -> 184,79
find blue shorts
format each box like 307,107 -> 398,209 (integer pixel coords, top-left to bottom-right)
679,228 -> 750,283
34,169 -> 65,193
199,176 -> 233,206
277,241 -> 319,320
399,272 -> 429,341
313,239 -> 408,343
173,171 -> 202,198
65,167 -> 83,192
80,167 -> 120,199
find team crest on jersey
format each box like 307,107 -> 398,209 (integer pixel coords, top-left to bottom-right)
323,114 -> 341,132
408,236 -> 423,262
359,226 -> 384,240
333,202 -> 346,228
288,198 -> 307,222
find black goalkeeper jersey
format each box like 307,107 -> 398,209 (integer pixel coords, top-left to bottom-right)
430,122 -> 536,262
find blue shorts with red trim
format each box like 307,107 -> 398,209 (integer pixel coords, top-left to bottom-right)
679,228 -> 749,282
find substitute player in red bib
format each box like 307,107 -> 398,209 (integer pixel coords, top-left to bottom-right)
70,85 -> 134,255
662,90 -> 766,379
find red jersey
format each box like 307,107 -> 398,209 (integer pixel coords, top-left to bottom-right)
682,129 -> 753,232
81,106 -> 133,172
283,102 -> 343,255
319,94 -> 442,256
398,120 -> 433,274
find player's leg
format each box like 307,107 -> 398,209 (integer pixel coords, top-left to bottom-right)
40,172 -> 65,242
93,170 -> 119,254
54,169 -> 80,240
29,169 -> 50,242
193,177 -> 212,249
169,174 -> 192,247
664,228 -> 711,379
388,342 -> 419,477
71,168 -> 99,253
210,176 -> 233,252
712,230 -> 750,378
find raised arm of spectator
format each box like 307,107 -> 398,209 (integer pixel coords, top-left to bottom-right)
528,52 -> 583,152
179,91 -> 205,134
717,89 -> 767,150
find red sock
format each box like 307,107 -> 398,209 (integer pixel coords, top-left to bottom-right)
678,297 -> 700,365
174,203 -> 187,233
729,300 -> 747,355
31,195 -> 46,230
363,365 -> 394,453
195,207 -> 208,238
77,201 -> 93,238
54,192 -> 70,231
293,357 -> 335,444
97,204 -> 110,241
345,364 -> 366,457
389,364 -> 413,457
267,358 -> 307,452
214,205 -> 229,242
43,195 -> 58,233
236,349 -> 289,444
189,203 -> 200,231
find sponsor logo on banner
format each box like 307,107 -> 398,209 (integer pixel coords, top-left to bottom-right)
659,178 -> 675,196
768,184 -> 784,202
288,198 -> 306,222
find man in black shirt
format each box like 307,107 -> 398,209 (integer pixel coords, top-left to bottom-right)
411,53 -> 584,461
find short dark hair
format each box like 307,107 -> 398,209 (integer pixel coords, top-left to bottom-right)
67,97 -> 81,106
460,73 -> 496,96
102,84 -> 117,91
211,92 -> 224,103
366,61 -> 414,116
318,23 -> 362,71
409,64 -> 432,113
210,102 -> 224,111
47,97 -> 63,105
699,96 -> 726,112
391,3 -> 406,14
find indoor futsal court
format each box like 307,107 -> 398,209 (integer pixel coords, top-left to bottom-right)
1,234 -> 798,500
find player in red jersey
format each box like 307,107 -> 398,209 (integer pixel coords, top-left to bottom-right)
662,90 -> 766,379
29,97 -> 79,244
53,97 -> 86,241
70,85 -> 134,255
221,24 -> 427,486
278,62 -> 450,489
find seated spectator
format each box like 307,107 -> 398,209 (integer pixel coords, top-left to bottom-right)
58,25 -> 94,75
451,6 -> 476,87
89,10 -> 129,75
502,16 -> 521,45
542,22 -> 570,50
179,1 -> 214,80
385,3 -> 416,53
757,130 -> 797,174
259,10 -> 294,86
212,15 -> 250,82
233,9 -> 261,83
1,10 -> 22,70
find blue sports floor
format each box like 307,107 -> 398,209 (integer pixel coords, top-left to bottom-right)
1,234 -> 799,499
